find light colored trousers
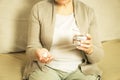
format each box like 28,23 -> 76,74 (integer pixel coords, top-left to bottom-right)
29,65 -> 100,80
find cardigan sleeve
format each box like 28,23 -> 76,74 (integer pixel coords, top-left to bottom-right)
26,4 -> 43,61
85,8 -> 104,63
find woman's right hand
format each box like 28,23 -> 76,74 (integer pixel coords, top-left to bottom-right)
35,48 -> 53,63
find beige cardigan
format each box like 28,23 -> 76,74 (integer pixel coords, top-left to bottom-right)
23,0 -> 104,79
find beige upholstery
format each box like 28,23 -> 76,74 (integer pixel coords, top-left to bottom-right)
99,40 -> 120,80
0,53 -> 26,80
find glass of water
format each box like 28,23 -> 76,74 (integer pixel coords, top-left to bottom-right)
73,34 -> 87,46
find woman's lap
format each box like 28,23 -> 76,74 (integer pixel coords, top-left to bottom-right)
65,68 -> 98,80
29,66 -> 99,80
29,66 -> 61,80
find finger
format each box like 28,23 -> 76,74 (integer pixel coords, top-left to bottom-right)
81,40 -> 91,45
76,46 -> 90,53
80,44 -> 91,48
46,56 -> 54,63
39,56 -> 47,63
42,58 -> 52,63
76,46 -> 87,51
76,45 -> 93,54
43,54 -> 53,63
45,58 -> 52,64
36,52 -> 48,60
47,53 -> 54,59
86,34 -> 92,40
44,58 -> 50,63
39,58 -> 46,63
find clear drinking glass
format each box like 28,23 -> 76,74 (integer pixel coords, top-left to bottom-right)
73,34 -> 87,46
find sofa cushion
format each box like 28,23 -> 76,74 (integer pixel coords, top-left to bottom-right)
99,39 -> 120,80
0,53 -> 26,80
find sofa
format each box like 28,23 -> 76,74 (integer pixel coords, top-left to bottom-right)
99,40 -> 120,80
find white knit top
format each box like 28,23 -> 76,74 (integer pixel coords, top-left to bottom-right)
47,13 -> 82,73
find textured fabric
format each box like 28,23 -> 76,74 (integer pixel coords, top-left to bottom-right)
23,0 -> 104,79
0,53 -> 26,80
99,39 -> 120,80
29,65 -> 98,80
47,13 -> 82,72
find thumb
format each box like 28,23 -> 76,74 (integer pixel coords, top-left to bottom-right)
86,34 -> 92,40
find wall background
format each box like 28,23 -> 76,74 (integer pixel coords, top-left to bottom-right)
0,0 -> 120,41
0,0 -> 39,53
81,0 -> 120,41
0,0 -> 120,53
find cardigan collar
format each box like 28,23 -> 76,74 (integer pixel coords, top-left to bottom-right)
52,0 -> 88,33
46,0 -> 88,50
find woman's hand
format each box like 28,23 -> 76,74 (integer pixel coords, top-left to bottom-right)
35,48 -> 53,63
76,34 -> 93,54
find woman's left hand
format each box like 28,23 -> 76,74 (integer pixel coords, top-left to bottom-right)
76,34 -> 93,54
